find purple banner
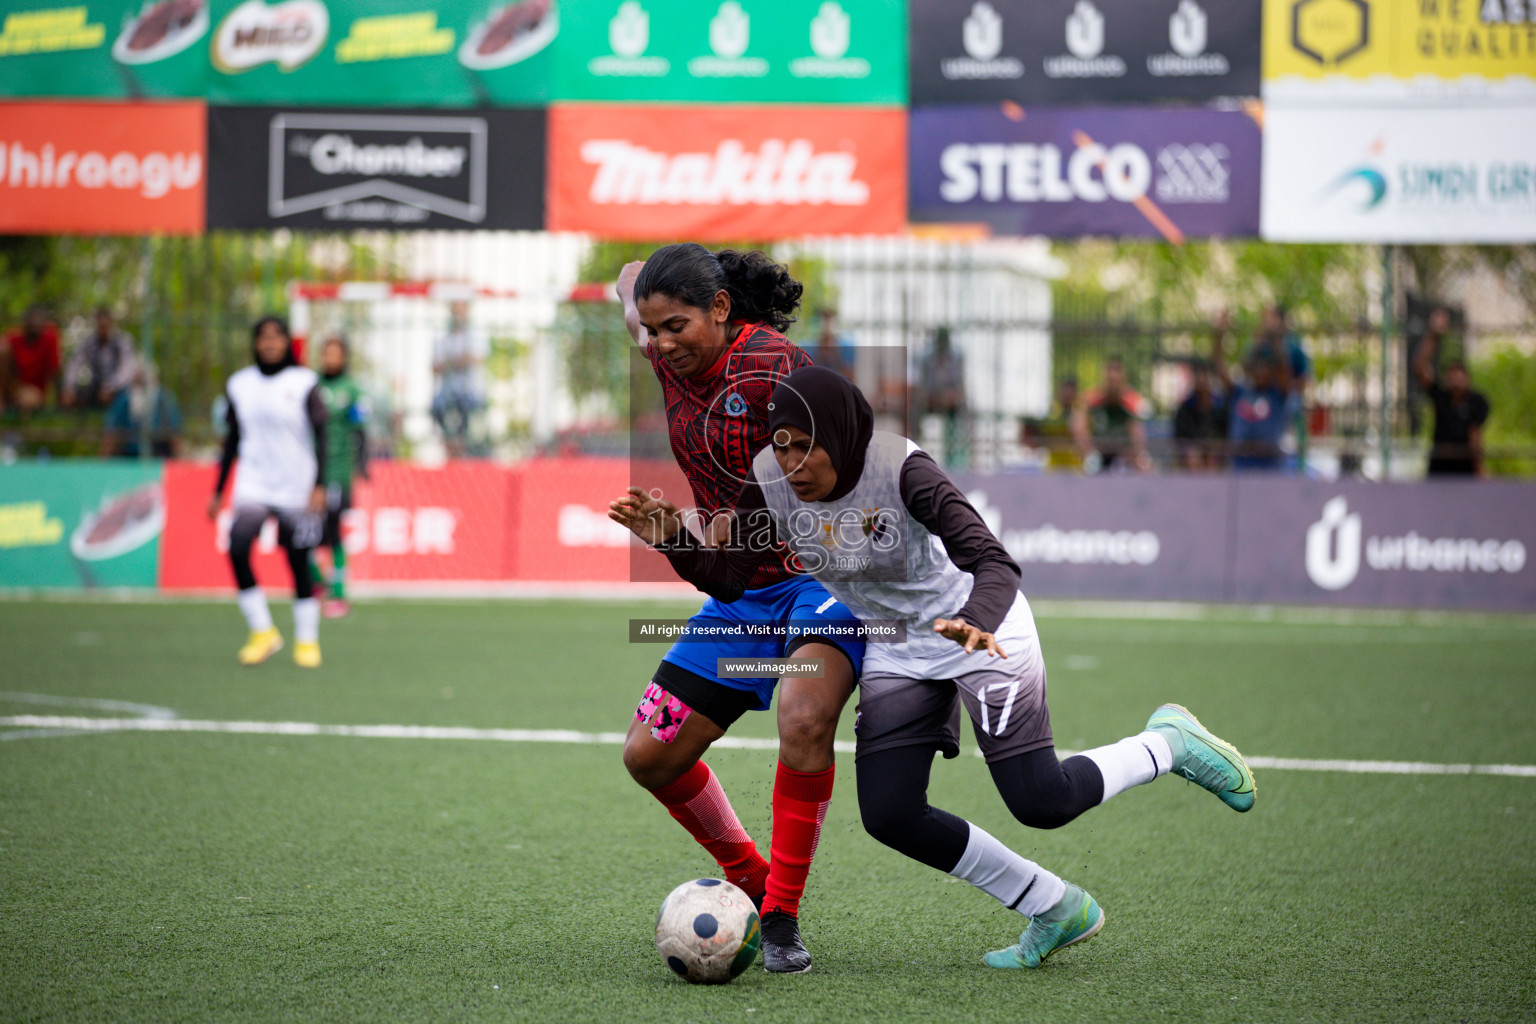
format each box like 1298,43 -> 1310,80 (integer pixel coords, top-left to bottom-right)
1229,478 -> 1536,611
951,473 -> 1232,602
909,105 -> 1261,239
950,473 -> 1536,611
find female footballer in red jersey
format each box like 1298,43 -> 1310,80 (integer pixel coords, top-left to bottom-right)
614,244 -> 865,973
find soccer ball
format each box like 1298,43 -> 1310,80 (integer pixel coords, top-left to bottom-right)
654,878 -> 761,984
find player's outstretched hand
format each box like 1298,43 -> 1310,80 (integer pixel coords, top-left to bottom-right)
617,261 -> 646,346
616,261 -> 645,304
608,486 -> 684,547
933,617 -> 1007,658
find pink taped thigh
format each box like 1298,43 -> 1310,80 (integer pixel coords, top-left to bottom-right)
634,681 -> 693,744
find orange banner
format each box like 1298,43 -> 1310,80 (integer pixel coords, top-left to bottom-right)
0,101 -> 205,235
548,104 -> 907,241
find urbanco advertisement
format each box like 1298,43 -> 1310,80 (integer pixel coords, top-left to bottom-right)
547,103 -> 908,240
1232,477 -> 1536,610
1261,106 -> 1536,243
911,0 -> 1261,104
910,104 -> 1261,240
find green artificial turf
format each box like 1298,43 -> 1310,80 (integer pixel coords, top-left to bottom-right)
1,599 -> 1533,1023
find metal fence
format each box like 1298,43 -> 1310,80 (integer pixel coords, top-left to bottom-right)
3,231 -> 1532,479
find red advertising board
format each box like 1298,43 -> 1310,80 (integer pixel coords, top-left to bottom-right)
548,104 -> 907,240
159,462 -> 290,590
0,101 -> 206,235
508,457 -> 685,582
159,461 -> 517,589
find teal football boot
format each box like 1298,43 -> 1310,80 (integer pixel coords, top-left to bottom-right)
983,883 -> 1104,969
1146,703 -> 1256,812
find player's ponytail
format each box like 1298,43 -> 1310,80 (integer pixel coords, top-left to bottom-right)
635,243 -> 803,334
714,249 -> 802,333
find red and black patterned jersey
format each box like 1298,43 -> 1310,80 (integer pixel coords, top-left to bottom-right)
648,322 -> 811,589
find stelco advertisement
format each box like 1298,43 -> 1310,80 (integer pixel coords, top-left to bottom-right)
909,104 -> 1260,240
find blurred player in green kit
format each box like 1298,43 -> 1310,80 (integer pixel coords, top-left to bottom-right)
313,335 -> 369,618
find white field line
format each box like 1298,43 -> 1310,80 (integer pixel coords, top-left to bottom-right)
2,714 -> 1534,778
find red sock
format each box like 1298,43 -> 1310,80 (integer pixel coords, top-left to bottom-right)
762,762 -> 835,918
651,761 -> 769,901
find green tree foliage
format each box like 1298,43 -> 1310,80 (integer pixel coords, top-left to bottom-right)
561,240 -> 837,425
1473,346 -> 1536,477
1,233 -> 399,447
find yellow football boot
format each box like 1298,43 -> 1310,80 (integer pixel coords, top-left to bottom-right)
293,642 -> 322,669
238,628 -> 283,666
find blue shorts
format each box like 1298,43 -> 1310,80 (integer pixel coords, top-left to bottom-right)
660,575 -> 866,712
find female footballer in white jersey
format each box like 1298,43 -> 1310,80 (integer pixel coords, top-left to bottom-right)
206,317 -> 328,668
611,366 -> 1257,969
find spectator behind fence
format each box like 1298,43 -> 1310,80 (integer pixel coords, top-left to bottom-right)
1217,316 -> 1293,472
1175,311 -> 1232,472
1414,307 -> 1489,477
1249,303 -> 1311,398
919,326 -> 966,467
1072,357 -> 1149,473
64,307 -> 137,410
807,307 -> 856,379
1021,376 -> 1084,471
102,362 -> 182,458
4,306 -> 61,413
431,300 -> 487,458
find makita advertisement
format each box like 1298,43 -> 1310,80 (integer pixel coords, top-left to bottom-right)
910,104 -> 1260,240
910,0 -> 1260,104
547,103 -> 907,240
206,105 -> 544,230
952,474 -> 1536,611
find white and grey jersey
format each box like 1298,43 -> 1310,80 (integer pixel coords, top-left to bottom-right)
660,430 -> 1031,678
218,365 -> 324,510
754,432 -> 976,667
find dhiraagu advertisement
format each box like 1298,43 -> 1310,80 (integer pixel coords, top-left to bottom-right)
0,462 -> 164,588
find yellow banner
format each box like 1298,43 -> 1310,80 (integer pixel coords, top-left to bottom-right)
1264,0 -> 1536,83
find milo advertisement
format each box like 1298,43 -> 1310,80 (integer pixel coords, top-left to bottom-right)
0,0 -> 557,103
0,0 -> 900,104
0,462 -> 164,589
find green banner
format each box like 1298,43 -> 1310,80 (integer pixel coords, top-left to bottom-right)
0,1 -> 554,104
557,0 -> 906,103
0,461 -> 163,589
0,0 -> 903,104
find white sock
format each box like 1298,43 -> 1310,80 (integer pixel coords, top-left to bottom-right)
293,598 -> 320,643
237,587 -> 273,633
1082,731 -> 1173,803
948,821 -> 1067,918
